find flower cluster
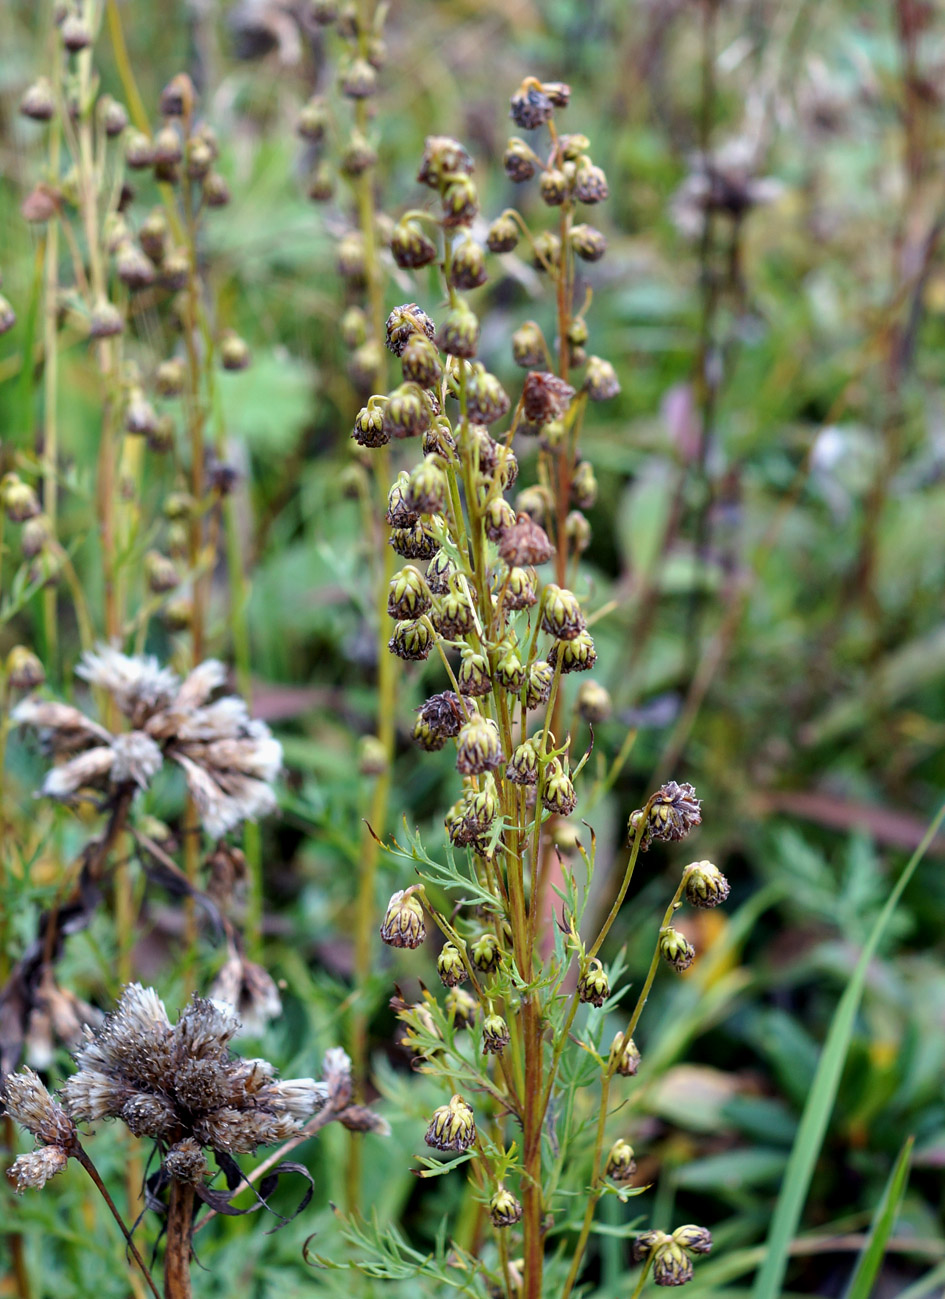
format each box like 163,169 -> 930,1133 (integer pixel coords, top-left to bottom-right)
13,646 -> 281,839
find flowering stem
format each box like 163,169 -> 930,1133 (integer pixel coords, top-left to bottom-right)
586,811 -> 650,961
73,1145 -> 162,1299
619,875 -> 690,1046
560,1070 -> 612,1299
163,1178 -> 194,1299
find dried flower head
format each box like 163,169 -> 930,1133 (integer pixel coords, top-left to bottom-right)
628,781 -> 702,851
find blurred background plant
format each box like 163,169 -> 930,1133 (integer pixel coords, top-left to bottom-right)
1,1 -> 945,1297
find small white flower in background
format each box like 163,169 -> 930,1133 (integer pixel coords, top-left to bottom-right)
12,645 -> 282,839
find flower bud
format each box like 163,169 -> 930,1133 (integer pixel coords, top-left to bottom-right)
406,458 -> 448,515
307,162 -> 335,202
604,1138 -> 636,1182
155,358 -> 186,397
61,14 -> 92,50
125,389 -> 158,436
523,370 -> 575,423
632,1230 -> 669,1263
577,958 -> 609,1007
458,649 -> 492,697
352,405 -> 389,448
437,942 -> 468,988
20,515 -> 48,558
574,161 -> 609,204
297,96 -> 328,142
544,81 -> 571,107
512,320 -> 546,367
417,135 -> 473,188
571,460 -> 598,509
585,355 -> 620,401
539,168 -> 568,206
6,646 -> 45,691
576,680 -> 611,723
386,302 -> 436,356
498,513 -> 553,567
465,367 -> 510,425
541,585 -> 586,640
506,738 -> 539,786
684,861 -> 730,909
484,497 -> 515,541
337,231 -> 366,283
357,736 -> 387,776
504,137 -> 537,182
449,239 -> 487,290
547,630 -> 597,674
494,643 -> 526,693
2,476 -> 40,523
659,927 -> 695,973
138,209 -> 167,263
672,1225 -> 713,1255
388,565 -> 432,620
20,78 -> 55,122
541,757 -> 577,816
185,137 -> 213,180
390,474 -> 421,528
489,1185 -> 522,1224
388,618 -> 435,661
389,521 -> 438,560
399,334 -> 442,388
524,660 -> 554,709
437,300 -> 480,358
89,299 -> 124,338
609,1032 -> 641,1078
425,1094 -> 476,1151
441,175 -> 479,227
391,218 -> 438,270
426,549 -> 454,594
510,81 -> 553,130
487,213 -> 519,253
153,125 -> 183,172
340,130 -> 377,178
433,589 -> 475,639
630,781 -> 702,850
124,131 -> 154,170
149,416 -> 176,455
446,986 -> 478,1022
115,241 -> 156,289
380,889 -> 425,948
566,509 -> 591,552
383,383 -> 432,439
516,485 -> 551,522
653,1241 -> 694,1287
200,171 -> 230,211
456,715 -> 504,776
531,231 -> 561,272
415,718 -> 447,752
570,223 -> 607,261
341,56 -> 377,98
471,933 -> 501,974
145,551 -> 179,594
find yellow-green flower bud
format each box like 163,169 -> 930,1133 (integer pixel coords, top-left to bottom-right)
547,630 -> 597,674
340,55 -> 377,98
337,231 -> 366,283
441,175 -> 479,227
220,333 -> 251,372
445,986 -> 478,1023
340,130 -> 378,178
458,649 -> 492,697
489,1185 -> 522,1225
506,738 -> 539,786
400,333 -> 442,387
352,405 -> 389,448
570,223 -> 607,261
504,566 -> 537,610
416,718 -> 447,753
2,476 -> 40,524
541,584 -> 586,640
437,942 -> 468,989
541,757 -> 576,816
153,125 -> 183,169
471,933 -> 501,974
163,596 -> 193,631
659,927 -> 695,973
380,889 -> 425,948
604,1138 -> 636,1182
388,618 -> 435,662
512,320 -> 545,367
357,735 -> 387,776
341,307 -> 367,349
494,643 -> 526,693
426,549 -> 454,594
307,161 -> 335,202
185,136 -> 213,180
449,239 -> 487,289
684,861 -> 730,909
6,646 -> 45,691
539,168 -> 568,206
531,231 -> 561,272
388,565 -> 432,620
577,680 -> 611,724
633,1230 -> 670,1263
125,131 -> 154,170
487,213 -> 519,253
577,958 -> 609,1007
383,383 -> 432,439
652,1240 -> 694,1287
571,460 -> 598,509
406,458 -> 448,515
672,1225 -> 713,1255
524,660 -> 554,709
433,589 -> 475,639
456,714 -> 504,776
145,550 -> 179,594
155,358 -> 185,398
437,300 -> 480,358
504,136 -> 537,182
566,509 -> 591,552
417,135 -> 473,188
466,367 -> 510,425
297,96 -> 328,142
484,498 -> 516,542
391,217 -> 438,269
609,1031 -> 641,1077
584,355 -> 620,401
425,1094 -> 476,1152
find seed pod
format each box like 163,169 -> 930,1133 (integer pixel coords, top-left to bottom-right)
388,565 -> 432,620
449,239 -> 487,289
487,213 -> 519,253
437,300 -> 480,358
489,1184 -> 522,1224
512,320 -> 546,368
577,958 -> 609,1007
570,223 -> 607,261
503,137 -> 536,182
417,135 -> 474,188
608,1031 -> 641,1077
425,1094 -> 475,1151
388,618 -> 435,661
510,82 -> 553,130
547,630 -> 597,674
458,649 -> 492,697
659,927 -> 695,973
506,738 -> 539,786
541,585 -> 586,640
380,889 -> 425,948
524,660 -> 554,708
604,1138 -> 636,1182
391,218 -> 438,270
456,715 -> 504,776
684,861 -> 731,909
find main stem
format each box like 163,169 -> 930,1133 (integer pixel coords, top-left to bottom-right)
163,1179 -> 194,1299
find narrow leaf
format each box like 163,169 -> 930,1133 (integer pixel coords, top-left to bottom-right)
842,1136 -> 914,1299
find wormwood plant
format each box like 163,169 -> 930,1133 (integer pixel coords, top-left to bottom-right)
334,83 -> 732,1296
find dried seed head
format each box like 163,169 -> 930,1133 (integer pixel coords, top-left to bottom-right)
609,1032 -> 641,1077
659,927 -> 695,973
633,1230 -> 671,1263
524,660 -> 554,709
489,1184 -> 523,1225
684,861 -> 730,909
425,1094 -> 475,1151
449,239 -> 487,289
541,585 -> 586,640
7,1144 -> 69,1192
604,1138 -> 636,1182
629,781 -> 702,850
388,618 -> 435,661
584,355 -> 621,401
547,630 -> 597,674
458,649 -> 492,697
504,137 -> 537,182
653,1240 -> 694,1287
163,1137 -> 209,1184
418,136 -> 473,188
437,300 -> 480,359
510,82 -> 553,130
498,513 -> 553,567
541,757 -> 577,816
481,1015 -> 511,1056
522,371 -> 575,424
487,213 -> 519,253
437,943 -> 467,989
3,1068 -> 76,1147
577,958 -> 609,1007
380,889 -> 425,949
456,715 -> 504,776
386,302 -> 436,356
416,691 -> 465,741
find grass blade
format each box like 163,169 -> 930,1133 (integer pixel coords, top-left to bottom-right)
842,1136 -> 914,1299
750,801 -> 945,1299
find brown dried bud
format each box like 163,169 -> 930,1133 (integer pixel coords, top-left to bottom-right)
522,371 -> 575,424
630,781 -> 702,850
503,137 -> 536,182
574,161 -> 609,204
386,302 -> 436,356
510,82 -> 553,130
570,223 -> 607,261
498,513 -> 553,567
